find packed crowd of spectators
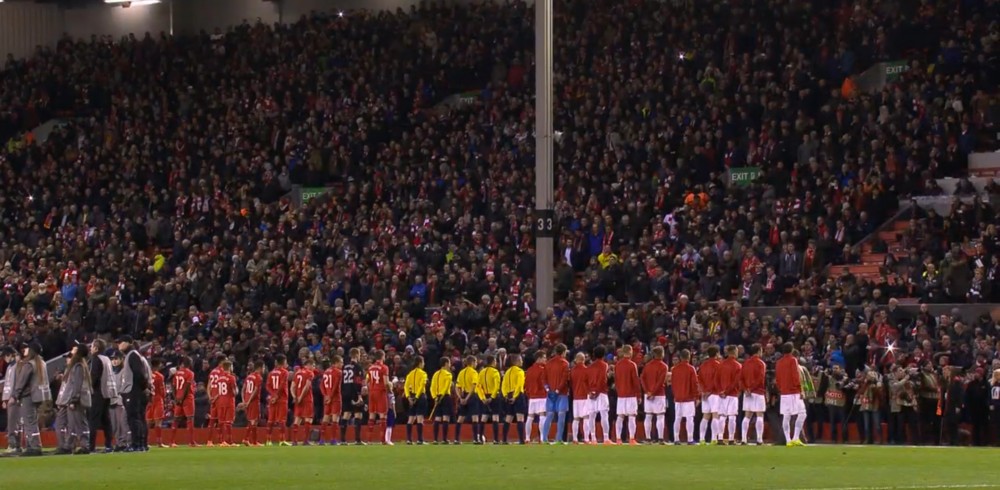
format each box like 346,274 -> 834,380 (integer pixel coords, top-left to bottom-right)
0,0 -> 999,444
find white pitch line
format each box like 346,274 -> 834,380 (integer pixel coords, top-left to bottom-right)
806,443 -> 983,450
781,485 -> 998,490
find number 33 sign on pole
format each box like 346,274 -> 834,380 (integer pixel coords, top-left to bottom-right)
535,209 -> 555,238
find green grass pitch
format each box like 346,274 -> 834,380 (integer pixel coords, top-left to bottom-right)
2,445 -> 997,489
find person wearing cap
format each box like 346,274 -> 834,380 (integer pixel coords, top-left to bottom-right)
117,335 -> 153,451
11,342 -> 51,456
2,346 -> 20,455
88,339 -> 117,453
109,351 -> 133,451
55,342 -> 92,455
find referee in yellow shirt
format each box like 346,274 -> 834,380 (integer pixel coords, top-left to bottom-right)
455,355 -> 479,445
477,354 -> 502,444
501,353 -> 527,444
429,357 -> 454,444
404,356 -> 428,445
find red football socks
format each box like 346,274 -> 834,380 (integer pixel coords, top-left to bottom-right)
171,420 -> 181,445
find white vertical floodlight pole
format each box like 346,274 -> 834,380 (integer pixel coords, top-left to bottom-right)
534,0 -> 554,315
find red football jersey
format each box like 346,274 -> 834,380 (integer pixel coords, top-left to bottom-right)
173,368 -> 195,402
588,359 -> 609,395
570,363 -> 590,400
741,355 -> 767,395
524,362 -> 547,399
368,361 -> 390,395
321,367 -> 342,400
217,373 -> 237,404
614,359 -> 640,397
243,372 -> 262,404
267,367 -> 290,401
698,357 -> 722,395
544,356 -> 570,395
208,366 -> 223,400
640,359 -> 669,397
775,354 -> 802,395
718,358 -> 743,396
150,371 -> 166,403
671,361 -> 700,402
293,368 -> 316,403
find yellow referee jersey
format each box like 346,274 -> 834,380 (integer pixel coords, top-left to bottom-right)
457,366 -> 479,396
430,367 -> 453,399
501,365 -> 525,399
404,367 -> 428,398
476,366 -> 501,400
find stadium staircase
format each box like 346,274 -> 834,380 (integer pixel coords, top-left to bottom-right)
831,206 -> 918,304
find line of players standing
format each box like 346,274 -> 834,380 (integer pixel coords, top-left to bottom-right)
155,348 -> 397,447
149,340 -> 810,447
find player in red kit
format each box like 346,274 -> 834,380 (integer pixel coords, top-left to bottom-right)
717,345 -> 743,444
145,358 -> 166,448
671,349 -> 700,444
776,342 -> 806,446
367,350 -> 391,444
614,345 -> 641,445
587,346 -> 611,444
523,351 -> 547,443
320,356 -> 343,445
741,344 -> 767,445
215,360 -> 238,446
569,352 -> 592,444
698,345 -> 722,444
542,344 -> 571,444
291,358 -> 317,445
641,346 -> 670,444
240,361 -> 264,446
266,354 -> 291,446
170,357 -> 197,447
206,354 -> 226,447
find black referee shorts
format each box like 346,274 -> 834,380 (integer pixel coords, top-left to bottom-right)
408,395 -> 428,417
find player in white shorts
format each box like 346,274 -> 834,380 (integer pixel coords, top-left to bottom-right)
524,351 -> 549,443
640,346 -> 670,443
671,349 -> 699,445
717,345 -> 743,444
741,344 -> 767,445
697,345 -> 722,444
775,342 -> 807,446
586,346 -> 612,444
569,353 -> 593,443
614,345 -> 641,444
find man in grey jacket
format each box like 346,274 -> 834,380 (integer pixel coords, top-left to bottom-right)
109,351 -> 132,451
1,346 -> 19,455
55,342 -> 92,455
12,342 -> 51,456
88,339 -> 115,453
117,336 -> 151,451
